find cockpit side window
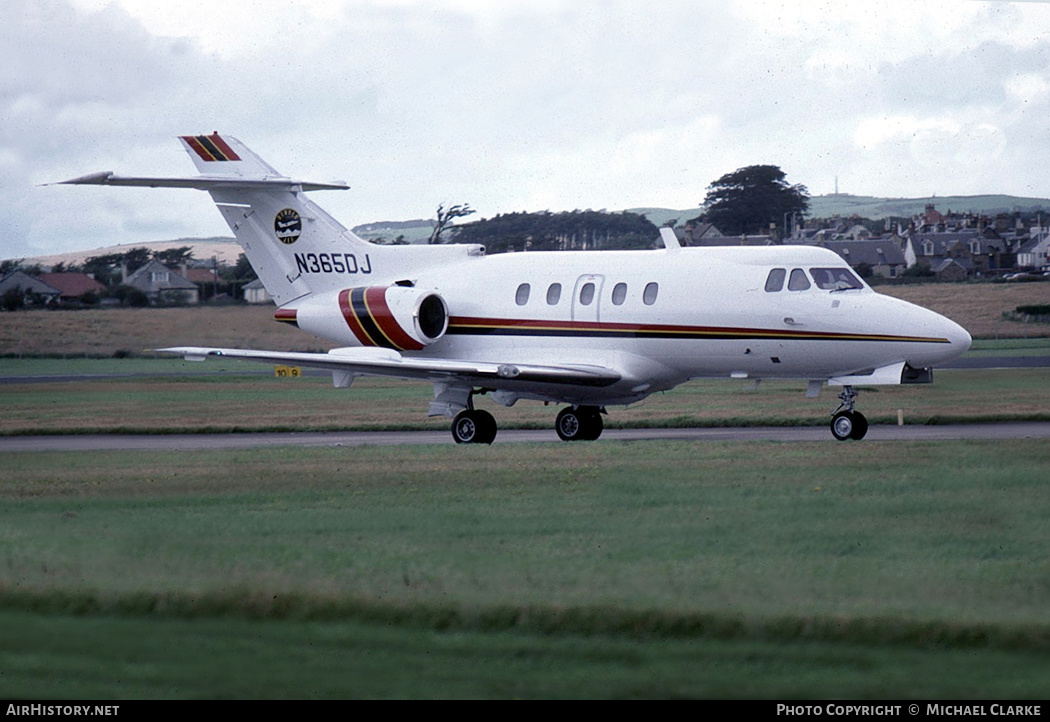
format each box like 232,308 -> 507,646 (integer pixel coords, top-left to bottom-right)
764,268 -> 786,292
788,268 -> 811,291
809,267 -> 863,291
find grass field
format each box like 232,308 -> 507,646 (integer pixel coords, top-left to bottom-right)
2,285 -> 1049,698
2,360 -> 1048,435
3,440 -> 1049,698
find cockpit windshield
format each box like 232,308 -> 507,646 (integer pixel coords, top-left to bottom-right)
809,267 -> 863,291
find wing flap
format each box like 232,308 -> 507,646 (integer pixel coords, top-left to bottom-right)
157,346 -> 621,388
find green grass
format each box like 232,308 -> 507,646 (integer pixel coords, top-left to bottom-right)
4,611 -> 1048,699
2,360 -> 1050,435
2,440 -> 1049,697
966,337 -> 1050,356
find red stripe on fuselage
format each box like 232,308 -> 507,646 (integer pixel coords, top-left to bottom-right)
363,287 -> 424,351
274,308 -> 298,325
446,316 -> 948,344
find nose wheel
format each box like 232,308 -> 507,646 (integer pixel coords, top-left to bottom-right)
830,386 -> 868,441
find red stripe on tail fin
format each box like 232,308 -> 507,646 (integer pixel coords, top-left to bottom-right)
180,133 -> 241,162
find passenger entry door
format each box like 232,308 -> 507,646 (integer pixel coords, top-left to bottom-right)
572,274 -> 604,324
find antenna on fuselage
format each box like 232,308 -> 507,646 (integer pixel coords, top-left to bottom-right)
659,227 -> 682,251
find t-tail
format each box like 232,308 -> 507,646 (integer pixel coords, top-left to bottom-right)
57,133 -> 484,307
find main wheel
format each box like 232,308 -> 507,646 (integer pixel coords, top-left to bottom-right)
849,411 -> 868,440
580,407 -> 604,440
831,410 -> 857,441
555,406 -> 603,441
451,410 -> 497,444
555,407 -> 585,441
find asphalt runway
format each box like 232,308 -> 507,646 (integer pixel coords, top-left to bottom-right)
3,422 -> 1049,453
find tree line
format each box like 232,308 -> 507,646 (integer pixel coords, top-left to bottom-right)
446,209 -> 660,253
435,165 -> 810,251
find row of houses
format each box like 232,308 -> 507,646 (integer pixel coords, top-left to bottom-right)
0,260 -> 272,307
677,206 -> 1050,281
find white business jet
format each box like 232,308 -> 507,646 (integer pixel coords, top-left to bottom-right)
58,133 -> 972,443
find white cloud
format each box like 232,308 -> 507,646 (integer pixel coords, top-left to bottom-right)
6,0 -> 1050,260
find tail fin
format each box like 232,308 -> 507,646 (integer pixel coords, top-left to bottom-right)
179,133 -> 281,178
189,134 -> 368,306
57,133 -> 486,307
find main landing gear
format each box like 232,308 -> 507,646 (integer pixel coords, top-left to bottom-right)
555,406 -> 604,441
451,409 -> 498,444
449,403 -> 605,444
830,385 -> 868,441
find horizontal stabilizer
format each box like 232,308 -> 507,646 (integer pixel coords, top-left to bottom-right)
52,171 -> 348,192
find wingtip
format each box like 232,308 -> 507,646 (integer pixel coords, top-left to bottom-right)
47,171 -> 116,186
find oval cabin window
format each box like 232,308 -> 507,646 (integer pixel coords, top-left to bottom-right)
643,282 -> 659,305
546,283 -> 562,305
515,283 -> 531,305
579,282 -> 595,306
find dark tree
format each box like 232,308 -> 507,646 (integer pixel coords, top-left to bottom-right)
702,165 -> 809,237
429,203 -> 476,244
121,247 -> 152,274
153,246 -> 195,266
449,210 -> 659,254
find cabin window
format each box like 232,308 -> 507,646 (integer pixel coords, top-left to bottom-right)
809,267 -> 862,291
579,282 -> 595,305
788,268 -> 811,291
515,283 -> 531,305
764,268 -> 786,292
546,283 -> 562,305
643,282 -> 659,305
611,282 -> 627,305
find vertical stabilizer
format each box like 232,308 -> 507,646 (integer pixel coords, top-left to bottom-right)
58,133 -> 488,308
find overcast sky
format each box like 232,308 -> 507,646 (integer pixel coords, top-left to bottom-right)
4,0 -> 1050,259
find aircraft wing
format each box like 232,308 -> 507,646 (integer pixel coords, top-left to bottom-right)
157,346 -> 622,388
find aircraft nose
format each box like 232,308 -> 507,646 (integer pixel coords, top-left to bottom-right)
912,308 -> 971,366
945,317 -> 972,357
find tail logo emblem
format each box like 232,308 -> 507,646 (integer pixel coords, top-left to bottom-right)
275,208 -> 302,244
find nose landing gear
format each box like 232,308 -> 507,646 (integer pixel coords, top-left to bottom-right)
830,385 -> 868,441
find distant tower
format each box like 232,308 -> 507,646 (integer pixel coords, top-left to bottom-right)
834,176 -> 839,195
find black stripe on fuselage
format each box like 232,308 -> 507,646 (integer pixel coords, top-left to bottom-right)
348,287 -> 397,349
445,323 -> 947,344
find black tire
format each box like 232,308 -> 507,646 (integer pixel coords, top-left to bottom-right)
556,407 -> 585,441
849,411 -> 868,441
452,410 -> 497,444
473,409 -> 498,444
831,410 -> 855,441
452,411 -> 478,444
581,407 -> 604,440
556,406 -> 603,441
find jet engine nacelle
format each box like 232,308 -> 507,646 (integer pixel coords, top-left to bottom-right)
287,286 -> 449,351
